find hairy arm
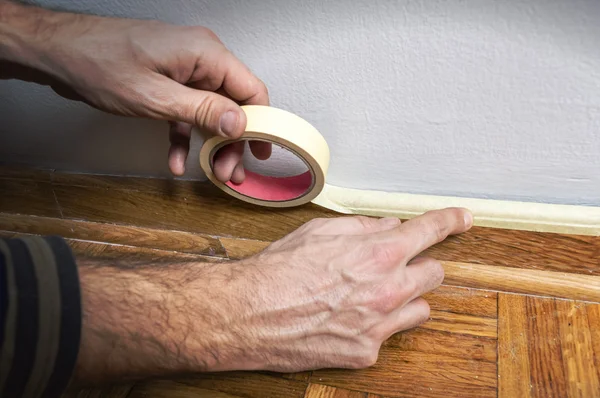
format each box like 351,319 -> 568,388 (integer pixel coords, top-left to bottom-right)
73,255 -> 253,385
0,234 -> 260,397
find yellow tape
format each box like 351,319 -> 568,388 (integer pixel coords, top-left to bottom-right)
199,105 -> 600,236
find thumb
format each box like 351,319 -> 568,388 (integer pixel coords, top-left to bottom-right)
144,74 -> 247,139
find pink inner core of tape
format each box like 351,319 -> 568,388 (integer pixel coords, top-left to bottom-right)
225,170 -> 312,201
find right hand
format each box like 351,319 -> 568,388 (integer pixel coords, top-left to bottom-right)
202,207 -> 473,372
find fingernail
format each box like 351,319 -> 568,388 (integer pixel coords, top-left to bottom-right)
231,162 -> 245,184
219,111 -> 239,137
464,211 -> 473,228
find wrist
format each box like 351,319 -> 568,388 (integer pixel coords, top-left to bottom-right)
181,259 -> 264,372
0,1 -> 69,77
1,2 -> 39,65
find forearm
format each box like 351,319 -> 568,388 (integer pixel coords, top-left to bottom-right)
73,255 -> 246,386
0,233 -> 255,396
0,0 -> 75,81
0,1 -> 43,65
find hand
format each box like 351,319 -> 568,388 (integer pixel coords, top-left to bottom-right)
71,208 -> 472,384
198,207 -> 473,372
0,1 -> 269,179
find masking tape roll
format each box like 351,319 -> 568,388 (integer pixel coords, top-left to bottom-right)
199,105 -> 330,208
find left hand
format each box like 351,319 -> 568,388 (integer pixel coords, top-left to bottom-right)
1,2 -> 270,179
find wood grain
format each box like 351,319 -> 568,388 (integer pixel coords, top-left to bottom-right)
423,227 -> 600,275
423,285 -> 497,318
282,372 -> 313,382
383,327 -> 497,363
53,184 -> 334,241
304,383 -> 382,397
60,383 -> 134,398
3,167 -> 600,397
498,294 -> 532,398
127,380 -> 243,398
2,166 -> 599,277
312,350 -> 497,398
311,285 -> 498,397
586,303 -> 600,383
0,213 -> 226,257
422,310 -> 497,338
526,297 -> 569,397
51,172 -> 179,193
555,300 -> 600,397
443,261 -> 600,302
220,237 -> 270,259
0,165 -> 53,182
67,240 -> 222,264
498,294 -> 600,397
144,372 -> 308,398
0,179 -> 61,217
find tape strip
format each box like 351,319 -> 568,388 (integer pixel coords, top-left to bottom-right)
313,184 -> 600,236
200,105 -> 600,236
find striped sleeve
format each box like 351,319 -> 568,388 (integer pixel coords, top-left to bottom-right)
0,236 -> 81,398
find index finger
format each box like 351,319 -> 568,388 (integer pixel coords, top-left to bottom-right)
379,208 -> 473,262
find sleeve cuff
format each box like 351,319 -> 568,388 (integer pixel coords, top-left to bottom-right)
0,236 -> 81,398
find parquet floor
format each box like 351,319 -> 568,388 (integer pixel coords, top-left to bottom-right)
1,165 -> 599,397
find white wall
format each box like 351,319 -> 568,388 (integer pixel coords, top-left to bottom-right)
1,0 -> 599,205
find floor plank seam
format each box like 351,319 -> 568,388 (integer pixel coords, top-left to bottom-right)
123,382 -> 138,398
0,230 -> 231,262
55,215 -> 233,242
409,327 -> 499,346
497,290 -> 600,305
51,188 -> 65,218
427,306 -> 499,321
0,211 -> 234,242
495,293 -> 499,398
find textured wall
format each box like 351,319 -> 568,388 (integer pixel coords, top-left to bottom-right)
1,0 -> 599,205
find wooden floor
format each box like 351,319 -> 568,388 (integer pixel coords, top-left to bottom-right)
1,165 -> 600,398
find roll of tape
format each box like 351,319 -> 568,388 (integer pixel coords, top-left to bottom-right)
199,105 -> 330,208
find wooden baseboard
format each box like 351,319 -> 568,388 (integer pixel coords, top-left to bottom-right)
1,165 -> 599,300
314,184 -> 600,236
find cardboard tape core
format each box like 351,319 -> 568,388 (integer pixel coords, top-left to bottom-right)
210,139 -> 315,202
200,105 -> 330,208
225,170 -> 313,201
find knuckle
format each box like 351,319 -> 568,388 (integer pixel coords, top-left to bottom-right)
415,299 -> 431,325
429,212 -> 450,242
361,350 -> 380,368
373,284 -> 402,313
399,275 -> 419,301
258,78 -> 269,96
354,216 -> 377,230
371,243 -> 397,266
193,96 -> 220,130
350,348 -> 380,369
195,26 -> 219,40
